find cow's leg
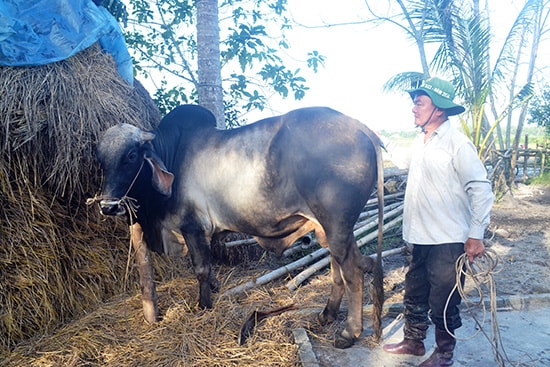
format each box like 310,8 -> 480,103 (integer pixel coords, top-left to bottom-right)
183,230 -> 215,309
324,233 -> 365,349
337,244 -> 365,349
319,256 -> 345,325
130,223 -> 159,323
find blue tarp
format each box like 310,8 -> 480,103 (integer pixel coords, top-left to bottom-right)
0,0 -> 133,84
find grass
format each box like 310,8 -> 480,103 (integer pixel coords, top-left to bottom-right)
528,170 -> 550,185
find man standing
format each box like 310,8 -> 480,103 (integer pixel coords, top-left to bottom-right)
382,77 -> 494,366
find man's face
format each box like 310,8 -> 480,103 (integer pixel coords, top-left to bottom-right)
412,94 -> 437,128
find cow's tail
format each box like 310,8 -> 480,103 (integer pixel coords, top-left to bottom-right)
363,127 -> 385,343
373,138 -> 385,342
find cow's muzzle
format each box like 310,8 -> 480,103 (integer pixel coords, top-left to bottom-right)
99,199 -> 127,216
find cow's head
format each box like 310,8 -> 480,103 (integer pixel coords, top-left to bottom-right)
96,124 -> 174,216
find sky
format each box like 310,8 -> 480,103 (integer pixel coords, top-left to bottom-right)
244,0 -> 418,131
244,0 -> 536,132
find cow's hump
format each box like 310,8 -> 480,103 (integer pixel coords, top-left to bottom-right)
159,104 -> 217,133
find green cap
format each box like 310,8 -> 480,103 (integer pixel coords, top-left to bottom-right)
407,77 -> 465,116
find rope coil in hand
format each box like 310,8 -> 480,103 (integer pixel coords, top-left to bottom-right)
445,248 -> 532,367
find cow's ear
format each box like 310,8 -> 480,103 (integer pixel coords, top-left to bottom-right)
144,154 -> 174,197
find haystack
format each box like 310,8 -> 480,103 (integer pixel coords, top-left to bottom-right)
0,43 -> 167,353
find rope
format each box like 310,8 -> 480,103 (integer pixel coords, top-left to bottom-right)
445,249 -> 533,367
86,160 -> 144,215
86,160 -> 145,327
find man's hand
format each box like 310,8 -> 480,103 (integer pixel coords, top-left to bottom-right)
464,238 -> 485,263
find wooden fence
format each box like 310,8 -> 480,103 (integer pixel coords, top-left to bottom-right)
491,135 -> 549,181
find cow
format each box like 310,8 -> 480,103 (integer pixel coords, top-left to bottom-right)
94,104 -> 384,348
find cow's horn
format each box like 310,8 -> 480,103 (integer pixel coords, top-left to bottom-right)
141,131 -> 156,142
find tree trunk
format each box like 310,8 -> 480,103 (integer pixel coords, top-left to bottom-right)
508,0 -> 545,188
196,0 -> 225,129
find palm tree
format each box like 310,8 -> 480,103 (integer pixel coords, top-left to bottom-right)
372,0 -> 547,193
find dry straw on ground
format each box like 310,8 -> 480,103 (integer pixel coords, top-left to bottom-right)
2,267 -> 308,367
2,247 -> 389,366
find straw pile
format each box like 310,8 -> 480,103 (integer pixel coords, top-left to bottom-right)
0,43 -> 166,354
2,260 -> 345,367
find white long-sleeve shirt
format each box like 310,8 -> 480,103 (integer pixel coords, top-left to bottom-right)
385,121 -> 494,245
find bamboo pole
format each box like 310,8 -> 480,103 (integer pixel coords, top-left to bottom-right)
355,203 -> 403,234
221,246 -> 331,297
364,192 -> 404,208
357,201 -> 402,222
281,236 -> 316,258
284,244 -> 407,293
224,238 -> 258,247
286,215 -> 404,291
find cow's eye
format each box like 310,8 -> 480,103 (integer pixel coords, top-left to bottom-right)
127,149 -> 139,163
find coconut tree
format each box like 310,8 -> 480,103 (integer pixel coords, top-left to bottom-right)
197,0 -> 224,127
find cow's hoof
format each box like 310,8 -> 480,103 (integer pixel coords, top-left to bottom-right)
334,334 -> 355,349
198,299 -> 213,309
317,310 -> 336,325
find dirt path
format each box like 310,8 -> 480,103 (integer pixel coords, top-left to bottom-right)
488,183 -> 550,295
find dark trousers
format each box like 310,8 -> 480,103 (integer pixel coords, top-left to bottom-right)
403,243 -> 465,340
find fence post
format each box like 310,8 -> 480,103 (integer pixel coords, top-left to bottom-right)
540,147 -> 546,177
523,135 -> 529,180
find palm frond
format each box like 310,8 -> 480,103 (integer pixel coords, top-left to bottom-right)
478,82 -> 534,152
491,0 -> 541,87
382,71 -> 426,93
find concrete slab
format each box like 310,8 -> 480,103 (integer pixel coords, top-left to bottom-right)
295,294 -> 550,367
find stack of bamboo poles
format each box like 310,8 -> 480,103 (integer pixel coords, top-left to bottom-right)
222,188 -> 406,298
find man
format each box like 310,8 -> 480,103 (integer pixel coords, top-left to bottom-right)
382,77 -> 494,366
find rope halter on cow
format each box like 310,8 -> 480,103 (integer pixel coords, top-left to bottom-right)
86,160 -> 145,219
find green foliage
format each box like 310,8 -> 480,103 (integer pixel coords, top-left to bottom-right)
153,81 -> 191,116
528,87 -> 550,135
224,24 -> 269,71
108,0 -> 324,123
259,65 -> 307,100
307,50 -> 325,73
528,171 -> 550,185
